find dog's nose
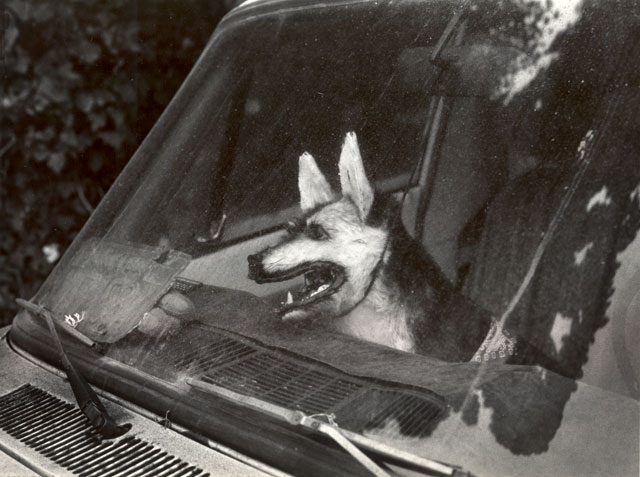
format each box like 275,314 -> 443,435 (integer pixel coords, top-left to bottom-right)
247,253 -> 263,280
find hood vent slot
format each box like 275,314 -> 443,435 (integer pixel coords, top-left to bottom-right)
0,385 -> 209,477
176,330 -> 448,437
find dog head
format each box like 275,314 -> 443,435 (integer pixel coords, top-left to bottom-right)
248,132 -> 389,321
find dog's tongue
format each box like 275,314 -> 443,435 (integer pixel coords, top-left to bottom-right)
284,283 -> 330,308
279,266 -> 346,316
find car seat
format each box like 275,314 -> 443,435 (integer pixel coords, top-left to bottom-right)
461,85 -> 640,399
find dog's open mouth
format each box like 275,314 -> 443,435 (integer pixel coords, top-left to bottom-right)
280,263 -> 345,313
248,256 -> 346,315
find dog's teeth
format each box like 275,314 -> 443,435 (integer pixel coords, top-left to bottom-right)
286,291 -> 293,304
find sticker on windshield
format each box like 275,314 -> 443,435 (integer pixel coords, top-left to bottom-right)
64,311 -> 85,328
38,238 -> 191,343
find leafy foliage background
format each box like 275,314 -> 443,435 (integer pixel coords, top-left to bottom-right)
1,0 -> 233,325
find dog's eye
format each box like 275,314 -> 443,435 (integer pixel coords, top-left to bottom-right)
306,223 -> 330,240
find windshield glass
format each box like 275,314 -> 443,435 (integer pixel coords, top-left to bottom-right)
13,0 -> 640,475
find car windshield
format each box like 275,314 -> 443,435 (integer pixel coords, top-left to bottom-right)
11,0 -> 640,475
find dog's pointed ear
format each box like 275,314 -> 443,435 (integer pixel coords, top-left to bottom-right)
339,132 -> 373,219
298,152 -> 336,211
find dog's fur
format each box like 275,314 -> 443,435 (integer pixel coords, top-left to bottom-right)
248,132 -> 492,361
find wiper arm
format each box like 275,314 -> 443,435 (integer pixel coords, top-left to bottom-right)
188,377 -> 466,476
289,410 -> 391,477
16,298 -> 131,439
291,412 -> 467,477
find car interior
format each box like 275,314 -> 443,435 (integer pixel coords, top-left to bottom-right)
6,2 -> 640,474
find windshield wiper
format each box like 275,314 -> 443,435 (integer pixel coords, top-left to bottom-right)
187,377 -> 469,477
16,298 -> 131,439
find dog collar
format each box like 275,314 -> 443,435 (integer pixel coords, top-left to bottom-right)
472,321 -> 517,363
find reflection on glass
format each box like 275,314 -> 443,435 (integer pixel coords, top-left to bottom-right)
14,0 -> 639,474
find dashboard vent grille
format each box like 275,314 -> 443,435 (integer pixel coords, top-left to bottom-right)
0,385 -> 209,477
177,330 -> 448,437
199,352 -> 363,414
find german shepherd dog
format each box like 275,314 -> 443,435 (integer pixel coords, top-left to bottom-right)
248,132 -> 493,361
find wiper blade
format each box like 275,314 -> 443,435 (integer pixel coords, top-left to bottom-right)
187,377 -> 467,477
16,298 -> 131,439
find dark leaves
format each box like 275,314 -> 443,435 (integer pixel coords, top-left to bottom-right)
1,0 -> 229,324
